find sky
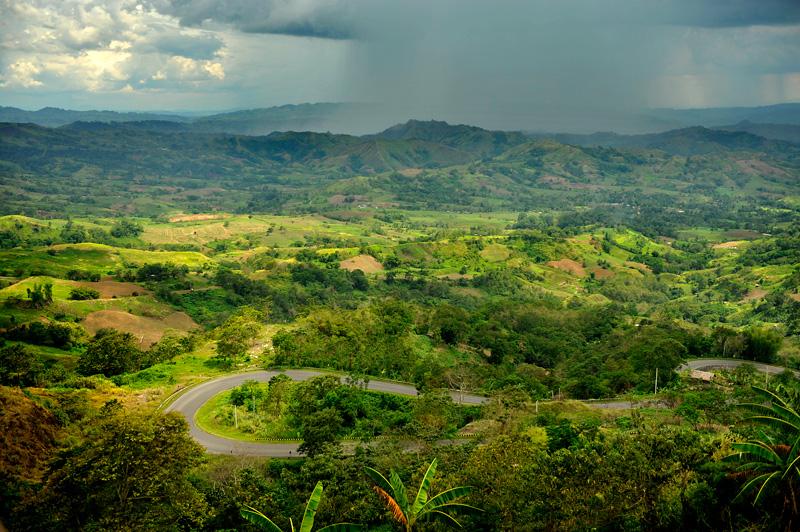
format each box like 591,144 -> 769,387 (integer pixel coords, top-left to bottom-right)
1,0 -> 799,130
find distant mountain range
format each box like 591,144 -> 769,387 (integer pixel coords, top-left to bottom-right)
3,117 -> 798,217
3,102 -> 800,139
2,118 -> 798,178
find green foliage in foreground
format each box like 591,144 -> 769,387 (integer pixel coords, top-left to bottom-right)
726,386 -> 800,527
366,458 -> 479,531
15,402 -> 208,530
241,481 -> 362,532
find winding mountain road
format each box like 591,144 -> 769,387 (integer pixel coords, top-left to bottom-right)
680,358 -> 799,376
163,369 -> 487,456
166,359 -> 798,456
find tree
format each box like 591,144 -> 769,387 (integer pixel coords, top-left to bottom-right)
0,344 -> 43,386
214,309 -> 263,367
725,385 -> 800,525
110,219 -> 143,238
32,406 -> 209,530
744,326 -> 783,363
267,374 -> 293,417
26,282 -> 53,308
241,480 -> 362,531
68,287 -> 100,300
77,328 -> 143,376
298,407 -> 343,458
365,458 -> 479,531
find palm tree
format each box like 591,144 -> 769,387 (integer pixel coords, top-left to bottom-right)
725,385 -> 800,522
241,481 -> 362,532
365,458 -> 479,531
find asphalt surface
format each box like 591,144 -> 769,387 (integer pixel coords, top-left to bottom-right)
680,358 -> 799,376
166,359 -> 797,456
164,369 -> 487,456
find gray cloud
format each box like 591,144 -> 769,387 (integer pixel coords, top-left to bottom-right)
153,0 -> 357,39
150,0 -> 800,42
664,0 -> 800,28
1,0 -> 799,132
138,28 -> 224,59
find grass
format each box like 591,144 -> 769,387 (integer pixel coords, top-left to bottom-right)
195,390 -> 302,442
0,243 -> 211,278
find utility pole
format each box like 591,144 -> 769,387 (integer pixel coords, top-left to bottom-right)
234,405 -> 238,428
654,367 -> 659,395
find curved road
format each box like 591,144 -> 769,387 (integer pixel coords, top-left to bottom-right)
166,359 -> 797,456
680,358 -> 799,376
164,369 -> 487,457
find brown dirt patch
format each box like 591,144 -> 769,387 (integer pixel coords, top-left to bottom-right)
339,254 -> 384,273
168,213 -> 226,223
74,280 -> 149,298
546,259 -> 586,277
723,229 -> 763,240
788,293 -> 800,302
538,175 -> 570,186
438,273 -> 473,280
83,310 -> 198,348
589,267 -> 615,280
624,261 -> 652,273
736,159 -> 789,178
399,168 -> 422,177
744,288 -> 768,301
713,241 -> 745,250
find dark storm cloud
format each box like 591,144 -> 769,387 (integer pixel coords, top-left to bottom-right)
2,0 -> 799,129
152,0 -> 357,39
664,0 -> 800,28
139,30 -> 224,59
150,0 -> 800,42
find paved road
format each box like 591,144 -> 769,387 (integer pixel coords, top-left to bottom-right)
167,359 -> 798,456
164,369 -> 487,456
680,358 -> 799,376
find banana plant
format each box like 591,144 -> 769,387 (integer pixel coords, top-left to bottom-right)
365,458 -> 480,531
725,385 -> 800,517
241,481 -> 362,532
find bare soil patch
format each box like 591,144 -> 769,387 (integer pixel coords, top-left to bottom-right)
168,213 -> 226,223
788,293 -> 800,302
399,168 -> 422,177
589,267 -> 615,280
438,273 -> 473,280
713,241 -> 745,250
744,288 -> 768,301
538,175 -> 570,186
736,159 -> 789,178
74,280 -> 149,298
339,254 -> 384,273
723,229 -> 762,240
546,259 -> 586,277
83,310 -> 198,348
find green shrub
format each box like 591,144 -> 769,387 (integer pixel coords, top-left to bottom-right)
69,287 -> 101,300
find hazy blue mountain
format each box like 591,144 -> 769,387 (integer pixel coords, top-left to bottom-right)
646,103 -> 800,128
717,121 -> 800,144
372,119 -> 529,157
0,106 -> 189,127
532,126 -> 796,157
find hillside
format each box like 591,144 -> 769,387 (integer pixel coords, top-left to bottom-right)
0,106 -> 190,127
2,120 -> 799,221
718,121 -> 800,144
536,126 -> 800,157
